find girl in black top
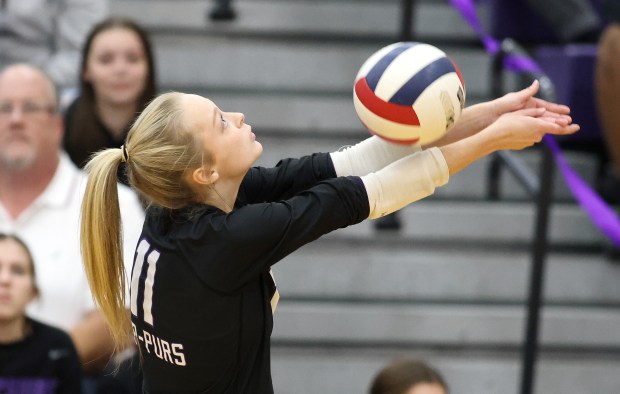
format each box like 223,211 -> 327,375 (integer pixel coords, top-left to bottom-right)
0,234 -> 82,394
64,17 -> 157,179
80,81 -> 578,393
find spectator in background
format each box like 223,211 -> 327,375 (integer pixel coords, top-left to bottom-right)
0,233 -> 82,394
522,0 -> 620,203
595,6 -> 620,203
0,0 -> 108,96
369,358 -> 448,394
524,0 -> 602,44
0,63 -> 144,375
64,16 -> 157,179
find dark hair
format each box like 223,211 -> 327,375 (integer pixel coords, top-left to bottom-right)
0,233 -> 38,286
65,16 -> 157,167
370,358 -> 448,394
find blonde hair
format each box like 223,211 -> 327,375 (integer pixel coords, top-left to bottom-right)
80,92 -> 207,351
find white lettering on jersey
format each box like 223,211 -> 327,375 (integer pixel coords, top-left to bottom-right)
130,240 -> 186,367
172,343 -> 186,366
143,250 -> 160,326
130,240 -> 150,316
132,323 -> 187,367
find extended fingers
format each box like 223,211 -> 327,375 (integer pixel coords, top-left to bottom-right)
512,107 -> 546,117
531,97 -> 571,114
554,123 -> 580,135
538,113 -> 573,125
535,119 -> 580,136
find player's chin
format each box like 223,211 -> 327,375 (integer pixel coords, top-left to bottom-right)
254,141 -> 263,156
252,141 -> 264,158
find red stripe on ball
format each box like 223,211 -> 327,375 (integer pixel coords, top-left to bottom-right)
448,56 -> 465,88
355,78 -> 421,126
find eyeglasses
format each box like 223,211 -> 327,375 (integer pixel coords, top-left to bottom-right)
0,102 -> 56,117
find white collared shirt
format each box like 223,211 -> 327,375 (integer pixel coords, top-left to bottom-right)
0,151 -> 144,330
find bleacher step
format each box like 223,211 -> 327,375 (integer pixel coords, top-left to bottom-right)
272,302 -> 620,348
283,199 -> 605,247
272,241 -> 620,305
150,35 -> 490,98
111,0 -> 479,42
271,346 -> 620,394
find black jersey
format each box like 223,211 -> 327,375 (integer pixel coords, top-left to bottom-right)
0,318 -> 82,394
130,153 -> 369,394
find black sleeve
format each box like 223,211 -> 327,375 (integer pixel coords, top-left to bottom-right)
183,176 -> 369,292
236,152 -> 337,205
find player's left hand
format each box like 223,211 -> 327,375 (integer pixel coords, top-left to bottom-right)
483,107 -> 580,151
490,80 -> 571,121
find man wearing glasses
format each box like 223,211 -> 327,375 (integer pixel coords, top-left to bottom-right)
0,64 -> 144,377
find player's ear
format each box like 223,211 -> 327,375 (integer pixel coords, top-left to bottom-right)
191,166 -> 219,186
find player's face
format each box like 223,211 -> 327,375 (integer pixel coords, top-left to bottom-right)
84,27 -> 149,107
0,239 -> 37,323
183,94 -> 263,181
406,383 -> 447,394
0,67 -> 62,171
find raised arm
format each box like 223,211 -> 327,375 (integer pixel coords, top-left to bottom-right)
361,106 -> 579,219
330,80 -> 572,179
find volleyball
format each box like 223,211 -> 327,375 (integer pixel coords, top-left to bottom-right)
353,42 -> 466,145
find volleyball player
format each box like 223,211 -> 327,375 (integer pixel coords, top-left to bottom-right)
79,81 -> 578,393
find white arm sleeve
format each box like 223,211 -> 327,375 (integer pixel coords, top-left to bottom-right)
330,136 -> 422,177
361,147 -> 449,219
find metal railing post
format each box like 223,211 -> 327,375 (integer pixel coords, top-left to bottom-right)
399,0 -> 416,41
488,45 -> 508,200
519,143 -> 554,394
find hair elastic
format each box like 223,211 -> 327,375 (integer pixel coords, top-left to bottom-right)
120,145 -> 129,163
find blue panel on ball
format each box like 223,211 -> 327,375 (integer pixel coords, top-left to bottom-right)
365,42 -> 418,91
390,57 -> 455,106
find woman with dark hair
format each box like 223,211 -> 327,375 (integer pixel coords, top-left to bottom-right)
370,358 -> 448,394
63,16 -> 157,181
0,233 -> 82,394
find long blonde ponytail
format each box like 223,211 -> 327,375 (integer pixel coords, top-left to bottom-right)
80,148 -> 129,351
80,91 -> 209,352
